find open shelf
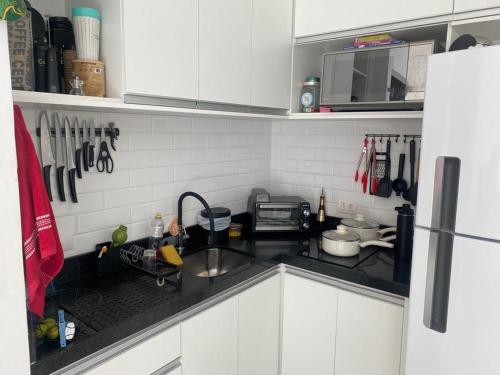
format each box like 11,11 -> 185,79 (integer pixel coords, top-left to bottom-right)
288,111 -> 423,120
13,90 -> 423,121
12,91 -> 283,120
448,14 -> 500,49
291,23 -> 448,113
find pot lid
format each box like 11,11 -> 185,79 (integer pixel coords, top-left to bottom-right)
341,214 -> 379,229
322,225 -> 360,242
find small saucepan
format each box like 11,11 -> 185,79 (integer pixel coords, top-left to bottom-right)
322,225 -> 395,257
340,214 -> 396,242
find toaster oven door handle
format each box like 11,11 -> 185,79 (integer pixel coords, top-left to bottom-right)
258,204 -> 296,209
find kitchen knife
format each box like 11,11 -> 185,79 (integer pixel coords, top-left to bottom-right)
82,119 -> 89,171
89,119 -> 96,168
54,113 -> 66,201
39,111 -> 56,201
64,116 -> 78,203
73,117 -> 82,179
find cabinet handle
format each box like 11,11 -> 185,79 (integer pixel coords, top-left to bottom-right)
150,357 -> 181,375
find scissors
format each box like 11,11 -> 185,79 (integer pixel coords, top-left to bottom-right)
96,125 -> 114,173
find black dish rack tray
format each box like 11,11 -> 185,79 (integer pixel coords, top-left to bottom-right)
119,243 -> 180,287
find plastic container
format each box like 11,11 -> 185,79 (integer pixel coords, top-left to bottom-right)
72,59 -> 105,97
198,207 -> 231,245
300,77 -> 320,113
149,213 -> 164,251
72,7 -> 100,60
142,249 -> 157,271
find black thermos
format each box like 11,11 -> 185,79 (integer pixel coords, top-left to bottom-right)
34,44 -> 49,92
395,204 -> 414,262
46,46 -> 61,93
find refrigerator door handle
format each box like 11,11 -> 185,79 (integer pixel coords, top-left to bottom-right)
423,157 -> 461,333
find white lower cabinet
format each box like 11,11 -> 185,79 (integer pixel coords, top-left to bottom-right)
238,275 -> 281,375
181,296 -> 239,375
335,289 -> 404,375
84,324 -> 180,375
281,273 -> 339,375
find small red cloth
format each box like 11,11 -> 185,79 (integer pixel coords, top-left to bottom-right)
14,105 -> 64,317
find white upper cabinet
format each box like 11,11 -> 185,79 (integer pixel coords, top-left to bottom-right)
122,0 -> 198,101
199,0 -> 253,105
251,0 -> 293,109
294,0 -> 454,38
454,0 -> 500,13
335,290 -> 404,375
181,297 -> 238,375
281,274 -> 339,375
238,275 -> 281,375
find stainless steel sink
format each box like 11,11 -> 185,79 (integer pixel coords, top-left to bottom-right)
180,247 -> 252,278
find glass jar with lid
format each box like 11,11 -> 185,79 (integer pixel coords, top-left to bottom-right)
299,76 -> 320,113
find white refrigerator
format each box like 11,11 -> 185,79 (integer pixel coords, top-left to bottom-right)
405,45 -> 500,374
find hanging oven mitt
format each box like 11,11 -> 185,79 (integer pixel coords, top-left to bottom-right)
1,0 -> 26,21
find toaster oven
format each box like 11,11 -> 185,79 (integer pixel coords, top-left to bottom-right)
247,189 -> 311,233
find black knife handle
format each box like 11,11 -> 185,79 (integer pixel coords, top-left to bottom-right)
75,149 -> 82,179
89,145 -> 95,167
68,169 -> 78,203
42,165 -> 53,201
82,142 -> 89,171
409,140 -> 416,186
56,166 -> 66,201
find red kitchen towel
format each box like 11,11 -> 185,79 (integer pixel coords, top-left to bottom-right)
14,105 -> 64,317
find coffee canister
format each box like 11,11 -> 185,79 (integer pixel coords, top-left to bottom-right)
72,7 -> 100,60
72,59 -> 105,97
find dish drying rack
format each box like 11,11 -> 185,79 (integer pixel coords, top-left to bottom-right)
120,244 -> 180,287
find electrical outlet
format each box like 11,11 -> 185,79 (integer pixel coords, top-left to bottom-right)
337,201 -> 358,215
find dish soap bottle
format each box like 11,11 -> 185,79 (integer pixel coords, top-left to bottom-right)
149,213 -> 164,251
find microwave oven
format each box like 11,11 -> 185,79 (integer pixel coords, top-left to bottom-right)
320,40 -> 438,110
247,189 -> 311,233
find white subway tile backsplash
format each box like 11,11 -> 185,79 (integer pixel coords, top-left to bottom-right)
55,216 -> 76,251
130,133 -> 174,150
130,200 -> 174,222
193,117 -> 226,133
193,148 -> 225,164
21,105 -> 272,256
173,133 -> 210,149
104,186 -> 153,208
154,149 -> 192,167
130,167 -> 174,186
77,207 -> 131,233
297,160 -> 333,175
102,112 -> 151,132
271,118 -> 422,225
24,104 -> 421,256
112,151 -> 154,170
152,115 -> 192,133
76,171 -> 130,194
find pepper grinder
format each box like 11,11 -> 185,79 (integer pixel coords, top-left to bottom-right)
395,204 -> 415,262
317,189 -> 326,224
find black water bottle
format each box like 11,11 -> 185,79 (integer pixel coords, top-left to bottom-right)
395,204 -> 414,262
34,44 -> 49,92
46,46 -> 61,93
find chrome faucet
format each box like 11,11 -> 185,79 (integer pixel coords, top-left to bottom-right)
176,191 -> 215,255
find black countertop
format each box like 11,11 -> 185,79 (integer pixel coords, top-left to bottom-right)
31,220 -> 411,375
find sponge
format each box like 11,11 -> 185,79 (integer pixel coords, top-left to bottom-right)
160,245 -> 184,266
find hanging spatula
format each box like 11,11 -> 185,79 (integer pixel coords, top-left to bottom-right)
376,138 -> 392,198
